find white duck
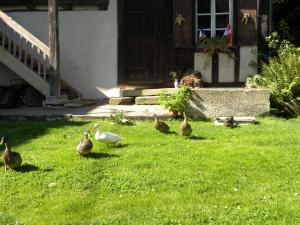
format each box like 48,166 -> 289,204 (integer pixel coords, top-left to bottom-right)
93,123 -> 122,146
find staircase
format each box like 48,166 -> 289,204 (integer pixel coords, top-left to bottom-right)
109,88 -> 177,105
0,11 -> 78,99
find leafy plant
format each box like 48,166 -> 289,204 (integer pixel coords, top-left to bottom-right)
159,85 -> 191,114
169,71 -> 178,81
247,21 -> 300,116
110,110 -> 125,124
266,21 -> 296,57
246,51 -> 300,116
110,110 -> 134,126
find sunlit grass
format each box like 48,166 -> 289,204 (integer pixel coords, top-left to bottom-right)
0,117 -> 300,224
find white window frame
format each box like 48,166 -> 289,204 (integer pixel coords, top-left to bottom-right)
196,0 -> 233,41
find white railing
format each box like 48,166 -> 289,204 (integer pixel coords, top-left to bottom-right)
0,10 -> 51,81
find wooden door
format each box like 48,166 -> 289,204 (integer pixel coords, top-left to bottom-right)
119,0 -> 170,84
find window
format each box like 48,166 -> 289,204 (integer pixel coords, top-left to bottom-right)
196,0 -> 233,40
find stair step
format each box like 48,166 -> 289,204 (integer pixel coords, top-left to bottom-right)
122,88 -> 176,97
109,97 -> 135,105
135,96 -> 160,105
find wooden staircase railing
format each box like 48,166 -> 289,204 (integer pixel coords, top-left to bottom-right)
0,10 -> 51,96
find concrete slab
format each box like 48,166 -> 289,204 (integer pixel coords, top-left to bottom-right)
214,117 -> 257,126
0,104 -> 169,120
187,88 -> 270,118
109,97 -> 135,105
135,96 -> 160,105
122,88 -> 176,97
0,88 -> 270,120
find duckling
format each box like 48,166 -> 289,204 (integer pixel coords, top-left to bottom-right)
180,112 -> 192,137
224,116 -> 237,128
94,123 -> 122,146
77,130 -> 93,156
1,137 -> 22,171
154,114 -> 170,134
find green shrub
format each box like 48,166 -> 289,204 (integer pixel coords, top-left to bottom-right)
247,51 -> 300,116
247,21 -> 300,116
159,85 -> 191,114
110,110 -> 134,126
110,110 -> 125,124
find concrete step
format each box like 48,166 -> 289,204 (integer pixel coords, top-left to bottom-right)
122,88 -> 176,97
135,96 -> 160,105
214,117 -> 257,126
109,97 -> 135,105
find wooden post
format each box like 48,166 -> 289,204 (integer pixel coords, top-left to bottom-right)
48,0 -> 60,96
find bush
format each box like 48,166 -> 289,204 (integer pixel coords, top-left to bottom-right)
110,110 -> 134,126
247,50 -> 300,116
159,85 -> 191,114
247,21 -> 300,117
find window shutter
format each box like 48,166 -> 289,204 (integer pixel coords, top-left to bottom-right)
236,0 -> 257,46
173,0 -> 195,48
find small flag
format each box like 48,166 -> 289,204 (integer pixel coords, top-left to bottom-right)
223,24 -> 233,45
198,29 -> 207,41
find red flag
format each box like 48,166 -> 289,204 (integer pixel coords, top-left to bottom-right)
223,24 -> 233,45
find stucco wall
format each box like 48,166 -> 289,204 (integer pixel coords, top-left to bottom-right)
240,46 -> 257,82
2,0 -> 118,99
218,53 -> 235,83
187,88 -> 270,118
194,46 -> 258,84
194,52 -> 212,83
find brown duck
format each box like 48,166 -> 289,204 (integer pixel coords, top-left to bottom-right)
180,112 -> 192,137
77,130 -> 93,156
154,114 -> 170,134
224,116 -> 237,128
1,137 -> 22,171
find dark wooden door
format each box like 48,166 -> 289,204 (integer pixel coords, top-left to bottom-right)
119,0 -> 172,84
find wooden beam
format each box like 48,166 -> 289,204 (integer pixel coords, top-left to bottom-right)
48,0 -> 60,96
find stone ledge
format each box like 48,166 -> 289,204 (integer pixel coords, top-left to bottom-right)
135,96 -> 160,105
109,97 -> 135,105
187,88 -> 270,119
122,88 -> 175,97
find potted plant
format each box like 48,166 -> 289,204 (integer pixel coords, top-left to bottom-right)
159,85 -> 191,117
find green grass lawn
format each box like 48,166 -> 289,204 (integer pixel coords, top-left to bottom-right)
0,117 -> 300,225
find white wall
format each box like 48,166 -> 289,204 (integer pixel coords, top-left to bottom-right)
195,46 -> 258,84
240,46 -> 258,82
194,52 -> 212,83
4,0 -> 119,99
218,53 -> 235,83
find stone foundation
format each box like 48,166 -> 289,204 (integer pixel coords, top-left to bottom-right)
187,88 -> 270,119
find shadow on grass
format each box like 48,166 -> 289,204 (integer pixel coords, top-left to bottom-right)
0,120 -> 90,148
167,131 -> 178,135
188,135 -> 206,140
16,164 -> 40,173
86,152 -> 120,159
41,168 -> 54,172
107,143 -> 129,149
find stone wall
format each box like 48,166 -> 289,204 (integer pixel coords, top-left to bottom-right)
187,88 -> 270,118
